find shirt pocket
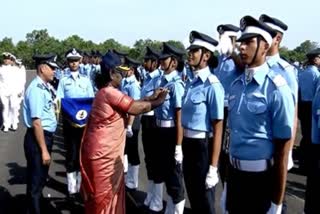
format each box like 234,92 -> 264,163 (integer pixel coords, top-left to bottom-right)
190,91 -> 206,104
79,83 -> 87,90
64,83 -> 72,92
246,96 -> 267,114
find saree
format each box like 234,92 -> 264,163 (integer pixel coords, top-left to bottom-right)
80,86 -> 134,214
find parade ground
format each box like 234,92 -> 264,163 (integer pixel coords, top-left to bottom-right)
0,70 -> 306,214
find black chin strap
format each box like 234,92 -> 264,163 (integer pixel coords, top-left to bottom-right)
194,48 -> 205,70
249,36 -> 261,67
164,57 -> 174,71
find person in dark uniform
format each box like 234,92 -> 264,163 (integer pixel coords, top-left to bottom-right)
226,16 -> 294,214
214,24 -> 241,187
306,54 -> 320,213
182,31 -> 224,214
23,54 -> 59,214
298,49 -> 320,174
140,46 -> 163,209
121,56 -> 142,190
153,42 -> 186,213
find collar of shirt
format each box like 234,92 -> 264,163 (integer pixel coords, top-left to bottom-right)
266,53 -> 280,67
148,69 -> 161,79
249,63 -> 269,85
125,75 -> 136,83
36,75 -> 50,90
197,66 -> 211,83
220,54 -> 231,62
69,71 -> 80,80
163,70 -> 178,82
307,65 -> 319,73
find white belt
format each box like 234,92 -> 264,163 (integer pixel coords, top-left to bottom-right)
156,119 -> 175,128
229,156 -> 273,172
143,110 -> 154,116
183,129 -> 213,139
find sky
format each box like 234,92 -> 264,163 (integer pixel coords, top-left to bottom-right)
0,0 -> 318,49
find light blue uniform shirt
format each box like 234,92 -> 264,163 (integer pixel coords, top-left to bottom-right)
312,83 -> 320,144
214,54 -> 241,106
121,75 -> 141,100
54,68 -> 63,80
154,70 -> 185,120
63,67 -> 71,78
56,71 -> 94,98
79,63 -> 92,77
141,69 -> 162,98
267,54 -> 298,104
23,76 -> 57,133
182,66 -> 224,132
298,65 -> 320,101
228,63 -> 295,160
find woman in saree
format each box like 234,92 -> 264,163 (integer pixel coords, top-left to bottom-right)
80,51 -> 168,214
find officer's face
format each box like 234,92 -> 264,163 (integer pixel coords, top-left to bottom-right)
3,58 -> 13,65
144,59 -> 152,71
83,56 -> 89,64
40,64 -> 55,82
239,37 -> 268,66
187,48 -> 202,67
314,56 -> 320,66
160,57 -> 176,73
68,59 -> 80,71
110,70 -> 125,88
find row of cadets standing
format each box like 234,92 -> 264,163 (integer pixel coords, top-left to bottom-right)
182,31 -> 224,214
22,54 -> 60,214
0,52 -> 26,132
213,24 -> 242,185
298,48 -> 320,173
303,48 -> 320,214
225,16 -> 295,213
56,48 -> 94,201
153,42 -> 186,214
121,56 -> 142,190
140,46 -> 164,211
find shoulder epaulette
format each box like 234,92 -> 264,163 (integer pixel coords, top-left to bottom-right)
268,71 -> 287,87
278,59 -> 291,70
36,83 -> 45,90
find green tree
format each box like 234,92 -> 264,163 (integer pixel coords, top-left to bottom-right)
294,40 -> 318,55
15,41 -> 33,68
0,37 -> 15,56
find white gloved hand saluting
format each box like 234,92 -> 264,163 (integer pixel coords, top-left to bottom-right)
205,165 -> 219,189
126,125 -> 133,138
174,145 -> 183,164
266,202 -> 282,214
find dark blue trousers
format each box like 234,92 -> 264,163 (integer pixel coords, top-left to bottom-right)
141,115 -> 157,180
153,127 -> 185,204
24,128 -> 53,214
182,137 -> 216,214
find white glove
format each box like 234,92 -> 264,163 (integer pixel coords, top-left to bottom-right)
126,125 -> 133,138
220,182 -> 228,214
205,165 -> 219,189
174,145 -> 183,164
287,150 -> 294,170
267,202 -> 282,214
